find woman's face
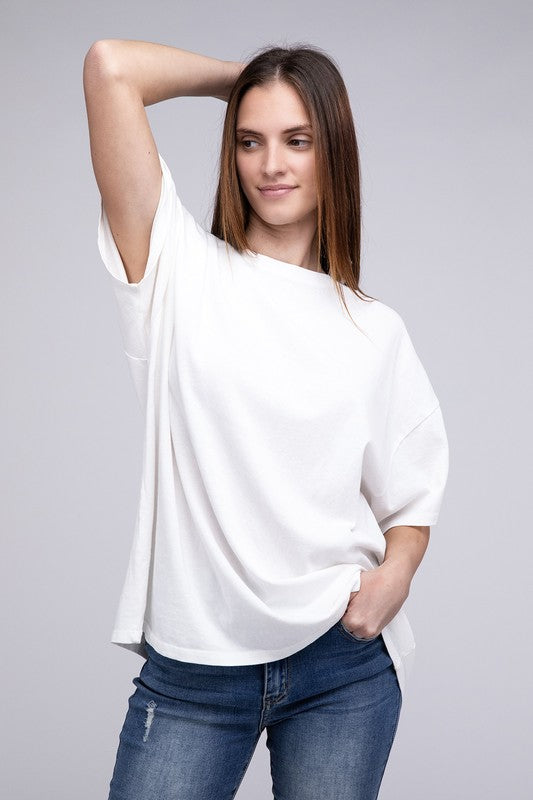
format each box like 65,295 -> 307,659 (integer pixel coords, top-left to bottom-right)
235,81 -> 318,230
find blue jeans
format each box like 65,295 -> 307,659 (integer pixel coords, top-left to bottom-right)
107,620 -> 402,799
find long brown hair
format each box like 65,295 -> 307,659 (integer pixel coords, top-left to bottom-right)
211,42 -> 377,321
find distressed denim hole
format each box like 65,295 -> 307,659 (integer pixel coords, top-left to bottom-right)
142,700 -> 157,742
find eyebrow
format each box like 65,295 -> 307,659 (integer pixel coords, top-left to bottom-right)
235,124 -> 312,135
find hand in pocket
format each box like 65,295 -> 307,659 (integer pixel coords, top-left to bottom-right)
340,562 -> 410,640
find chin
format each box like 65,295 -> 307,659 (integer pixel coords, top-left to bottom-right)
251,205 -> 314,227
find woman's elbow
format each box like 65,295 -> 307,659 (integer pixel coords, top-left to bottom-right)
83,39 -> 123,84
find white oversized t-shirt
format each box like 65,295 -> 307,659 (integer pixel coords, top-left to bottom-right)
97,153 -> 449,696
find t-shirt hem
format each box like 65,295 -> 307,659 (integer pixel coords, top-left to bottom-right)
379,515 -> 439,536
140,619 -> 347,665
110,619 -> 410,695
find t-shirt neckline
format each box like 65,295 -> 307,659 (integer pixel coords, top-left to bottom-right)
244,250 -> 332,287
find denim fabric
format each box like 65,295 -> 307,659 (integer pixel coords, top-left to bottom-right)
108,620 -> 402,799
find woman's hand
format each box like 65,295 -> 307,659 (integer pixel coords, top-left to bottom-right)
341,526 -> 430,639
340,561 -> 411,639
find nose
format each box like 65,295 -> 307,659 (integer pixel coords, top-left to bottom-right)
262,142 -> 286,177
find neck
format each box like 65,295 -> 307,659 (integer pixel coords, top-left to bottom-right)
245,212 -> 322,273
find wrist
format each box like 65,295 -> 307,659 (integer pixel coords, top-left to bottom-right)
214,60 -> 245,100
379,558 -> 412,599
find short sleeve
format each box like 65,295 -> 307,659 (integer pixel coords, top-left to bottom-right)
360,316 -> 450,535
97,153 -> 172,360
97,152 -> 211,407
363,404 -> 449,535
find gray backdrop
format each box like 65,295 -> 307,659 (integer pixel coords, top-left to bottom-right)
2,1 -> 532,797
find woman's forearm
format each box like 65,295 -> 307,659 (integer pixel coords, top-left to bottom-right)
85,39 -> 242,106
381,525 -> 430,590
342,525 -> 430,637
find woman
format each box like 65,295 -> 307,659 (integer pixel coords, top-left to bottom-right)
83,39 -> 449,800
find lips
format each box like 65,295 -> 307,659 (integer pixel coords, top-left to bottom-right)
259,186 -> 296,197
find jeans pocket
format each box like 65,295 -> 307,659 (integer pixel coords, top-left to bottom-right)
337,620 -> 380,643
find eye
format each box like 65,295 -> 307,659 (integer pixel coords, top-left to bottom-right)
289,138 -> 310,147
238,138 -> 311,150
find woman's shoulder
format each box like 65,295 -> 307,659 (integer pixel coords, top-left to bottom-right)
362,297 -> 404,327
349,293 -> 407,347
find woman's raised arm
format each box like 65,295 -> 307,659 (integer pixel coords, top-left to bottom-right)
83,39 -> 242,283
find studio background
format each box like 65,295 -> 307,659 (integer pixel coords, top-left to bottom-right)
2,1 -> 531,797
